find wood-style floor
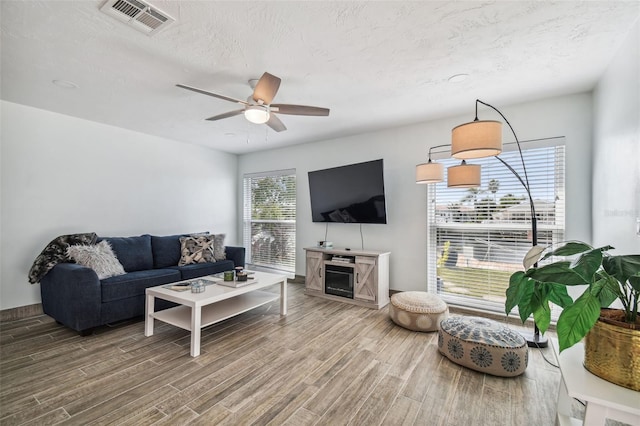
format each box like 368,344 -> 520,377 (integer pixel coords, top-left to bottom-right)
1,283 -> 567,425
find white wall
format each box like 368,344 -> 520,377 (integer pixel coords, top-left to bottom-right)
0,101 -> 238,310
238,93 -> 593,291
0,89 -> 602,310
593,20 -> 640,255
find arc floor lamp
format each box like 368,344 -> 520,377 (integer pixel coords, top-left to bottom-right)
417,99 -> 547,348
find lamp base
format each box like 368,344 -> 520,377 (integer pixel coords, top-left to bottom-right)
521,331 -> 549,348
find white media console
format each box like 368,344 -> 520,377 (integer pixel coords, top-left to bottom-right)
304,247 -> 390,309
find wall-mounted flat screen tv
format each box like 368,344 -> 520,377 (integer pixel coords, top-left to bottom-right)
308,159 -> 387,224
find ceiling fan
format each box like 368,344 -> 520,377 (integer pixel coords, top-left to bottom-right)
176,72 -> 330,132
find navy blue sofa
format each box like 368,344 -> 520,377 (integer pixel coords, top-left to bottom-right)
40,234 -> 245,335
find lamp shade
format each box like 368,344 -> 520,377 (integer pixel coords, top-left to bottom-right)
451,120 -> 502,159
447,161 -> 481,188
244,106 -> 270,124
416,160 -> 444,184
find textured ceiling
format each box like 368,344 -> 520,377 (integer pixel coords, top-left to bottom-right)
1,1 -> 638,154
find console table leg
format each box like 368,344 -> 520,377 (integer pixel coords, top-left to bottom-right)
144,294 -> 154,337
190,306 -> 202,357
556,376 -> 572,420
280,279 -> 288,316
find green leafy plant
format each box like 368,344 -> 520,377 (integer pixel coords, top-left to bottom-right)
437,241 -> 451,268
505,241 -> 640,352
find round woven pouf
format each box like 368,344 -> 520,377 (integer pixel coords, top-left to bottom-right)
389,291 -> 449,332
438,316 -> 528,377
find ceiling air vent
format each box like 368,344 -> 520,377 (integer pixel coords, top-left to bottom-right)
100,0 -> 174,36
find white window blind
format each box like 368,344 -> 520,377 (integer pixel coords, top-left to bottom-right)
427,138 -> 566,319
243,169 -> 296,273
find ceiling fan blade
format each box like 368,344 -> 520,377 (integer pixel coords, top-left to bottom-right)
252,72 -> 281,104
266,114 -> 287,132
271,104 -> 330,116
205,109 -> 245,121
176,84 -> 248,105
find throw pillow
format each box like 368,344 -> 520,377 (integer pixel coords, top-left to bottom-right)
67,241 -> 126,280
213,233 -> 226,261
179,235 -> 216,266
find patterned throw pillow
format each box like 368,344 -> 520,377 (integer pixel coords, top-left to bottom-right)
66,241 -> 126,280
179,235 -> 216,266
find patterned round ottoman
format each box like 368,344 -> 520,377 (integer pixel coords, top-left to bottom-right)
438,316 -> 528,377
389,291 -> 449,332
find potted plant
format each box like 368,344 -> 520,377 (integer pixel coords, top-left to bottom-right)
505,241 -> 640,390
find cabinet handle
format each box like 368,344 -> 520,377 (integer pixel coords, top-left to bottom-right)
319,268 -> 322,278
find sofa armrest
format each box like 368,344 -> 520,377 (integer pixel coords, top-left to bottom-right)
225,246 -> 245,268
40,263 -> 102,333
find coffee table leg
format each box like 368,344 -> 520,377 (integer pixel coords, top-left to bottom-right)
190,305 -> 202,357
583,403 -> 609,426
280,278 -> 288,316
144,294 -> 154,337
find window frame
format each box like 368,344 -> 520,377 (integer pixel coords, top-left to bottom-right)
242,169 -> 297,273
427,137 -> 566,318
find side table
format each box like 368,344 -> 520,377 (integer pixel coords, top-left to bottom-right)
553,339 -> 640,426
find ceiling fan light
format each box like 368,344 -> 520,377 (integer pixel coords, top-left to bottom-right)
416,160 -> 444,184
451,120 -> 502,159
244,106 -> 270,124
447,160 -> 481,188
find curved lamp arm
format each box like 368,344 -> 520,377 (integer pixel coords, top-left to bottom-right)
476,99 -> 538,246
476,100 -> 546,346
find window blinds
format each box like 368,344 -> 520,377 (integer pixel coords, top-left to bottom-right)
243,169 -> 296,273
427,138 -> 566,319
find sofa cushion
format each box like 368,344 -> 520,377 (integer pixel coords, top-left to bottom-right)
101,268 -> 181,303
151,234 -> 184,268
170,259 -> 234,280
66,241 -> 126,280
100,235 -> 153,272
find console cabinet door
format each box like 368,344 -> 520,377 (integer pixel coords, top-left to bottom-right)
305,251 -> 323,292
355,256 -> 377,302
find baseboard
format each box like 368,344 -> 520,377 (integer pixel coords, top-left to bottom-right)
289,274 -> 305,284
0,303 -> 44,322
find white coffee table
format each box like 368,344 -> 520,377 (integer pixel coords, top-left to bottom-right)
144,271 -> 287,357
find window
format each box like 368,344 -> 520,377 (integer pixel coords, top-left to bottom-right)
243,169 -> 296,273
427,138 -> 565,318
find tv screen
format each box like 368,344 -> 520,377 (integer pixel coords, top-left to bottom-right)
308,159 -> 387,224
